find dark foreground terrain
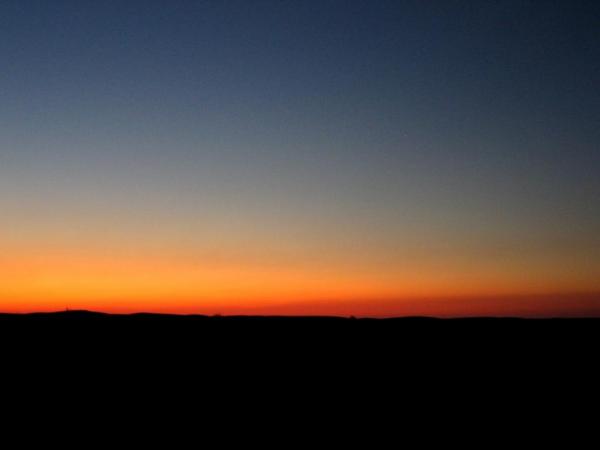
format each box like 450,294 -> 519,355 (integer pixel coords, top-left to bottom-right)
2,311 -> 598,397
1,310 -> 598,352
3,309 -> 599,330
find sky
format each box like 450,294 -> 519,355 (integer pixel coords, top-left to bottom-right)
1,0 -> 599,316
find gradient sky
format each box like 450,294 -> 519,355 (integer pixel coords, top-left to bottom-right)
1,0 -> 599,316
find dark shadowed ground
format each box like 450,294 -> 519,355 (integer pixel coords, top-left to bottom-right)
2,310 -> 598,354
1,311 -> 597,404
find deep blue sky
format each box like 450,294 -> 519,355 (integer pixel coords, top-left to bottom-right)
1,1 -> 599,308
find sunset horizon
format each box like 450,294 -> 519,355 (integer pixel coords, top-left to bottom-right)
2,1 -> 599,318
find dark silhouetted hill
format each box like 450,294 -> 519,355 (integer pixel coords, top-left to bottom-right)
2,310 -> 597,393
1,310 -> 598,350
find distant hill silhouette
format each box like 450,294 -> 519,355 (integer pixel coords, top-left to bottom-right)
1,310 -> 597,341
3,309 -> 599,324
1,310 -> 597,376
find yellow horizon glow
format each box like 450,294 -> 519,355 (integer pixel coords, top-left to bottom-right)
1,246 -> 599,316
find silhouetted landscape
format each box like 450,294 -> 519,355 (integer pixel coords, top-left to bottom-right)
2,1 -> 599,397
3,310 -> 599,327
2,310 -> 597,380
2,310 -> 598,347
2,309 -> 600,323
